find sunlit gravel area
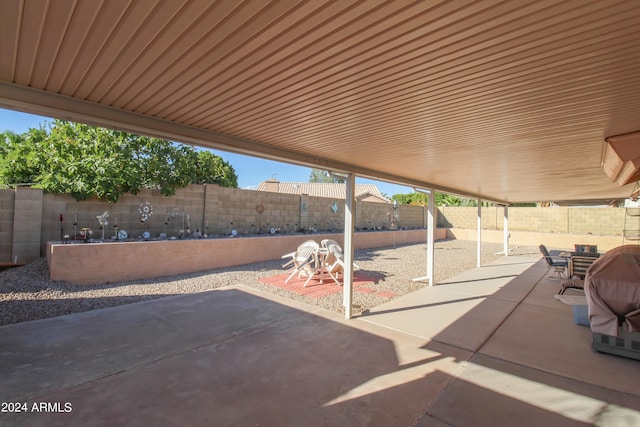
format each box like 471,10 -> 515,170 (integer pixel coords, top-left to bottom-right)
0,239 -> 540,325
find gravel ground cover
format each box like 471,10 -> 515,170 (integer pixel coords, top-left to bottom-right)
0,240 -> 540,326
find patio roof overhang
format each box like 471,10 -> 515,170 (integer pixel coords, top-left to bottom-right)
2,0 -> 640,205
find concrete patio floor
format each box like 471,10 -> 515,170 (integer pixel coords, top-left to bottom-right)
1,255 -> 639,426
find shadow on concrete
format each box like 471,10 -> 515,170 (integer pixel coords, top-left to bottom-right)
411,259 -> 640,426
4,257 -> 638,426
360,295 -> 489,317
436,274 -> 519,286
0,287 -> 458,426
0,295 -> 178,326
418,348 -> 640,427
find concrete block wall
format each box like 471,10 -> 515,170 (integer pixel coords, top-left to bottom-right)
439,207 -> 477,229
3,184 -> 633,263
569,208 -> 625,236
137,187 -> 196,238
209,186 -> 300,235
39,185 -> 407,244
40,189 -> 630,240
439,206 -> 567,232
0,189 -> 16,262
354,202 -> 427,230
508,207 -> 568,233
41,187 -> 206,244
356,201 -> 393,229
439,206 -> 626,236
305,196 -> 345,232
11,188 -> 43,263
397,204 -> 429,229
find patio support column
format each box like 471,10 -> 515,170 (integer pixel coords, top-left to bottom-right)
411,188 -> 434,285
343,173 -> 356,319
477,199 -> 481,267
427,189 -> 435,286
503,205 -> 509,257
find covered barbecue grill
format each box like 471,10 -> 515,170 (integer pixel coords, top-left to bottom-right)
585,245 -> 640,359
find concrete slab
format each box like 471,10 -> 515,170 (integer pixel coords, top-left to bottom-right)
414,414 -> 454,426
437,257 -> 546,305
480,303 -> 640,397
363,256 -> 640,426
3,255 -> 639,427
359,257 -> 539,351
0,287 -> 311,402
427,354 -> 640,427
523,274 -> 577,310
0,285 -> 472,427
361,292 -> 517,352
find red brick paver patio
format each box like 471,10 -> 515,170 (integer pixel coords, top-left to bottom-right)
259,272 -> 395,299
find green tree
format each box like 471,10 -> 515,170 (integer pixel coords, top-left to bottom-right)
193,150 -> 238,187
436,193 -> 464,206
309,168 -> 345,183
392,193 -> 530,207
392,192 -> 428,206
0,120 -> 238,202
0,128 -> 48,186
391,192 -> 468,206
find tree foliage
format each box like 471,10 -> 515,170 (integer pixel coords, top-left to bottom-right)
0,120 -> 238,202
192,150 -> 238,188
391,192 -> 537,207
0,128 -> 46,186
309,168 -> 345,183
391,192 -> 478,206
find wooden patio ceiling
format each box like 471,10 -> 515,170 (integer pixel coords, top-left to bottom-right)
2,0 -> 640,204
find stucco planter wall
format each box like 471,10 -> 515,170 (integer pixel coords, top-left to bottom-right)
47,229 -> 445,285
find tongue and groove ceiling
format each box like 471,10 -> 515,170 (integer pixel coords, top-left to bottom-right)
2,0 -> 640,204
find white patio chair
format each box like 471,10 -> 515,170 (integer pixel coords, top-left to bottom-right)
320,239 -> 341,251
282,239 -> 316,269
283,240 -> 320,287
322,242 -> 359,286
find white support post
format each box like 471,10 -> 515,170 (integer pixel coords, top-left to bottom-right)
412,188 -> 435,285
503,205 -> 509,257
343,173 -> 356,319
427,189 -> 435,286
477,200 -> 481,268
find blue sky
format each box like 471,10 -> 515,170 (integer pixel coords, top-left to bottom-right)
0,108 -> 412,196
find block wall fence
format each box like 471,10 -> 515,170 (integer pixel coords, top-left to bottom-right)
438,206 -> 625,236
1,185 -> 430,263
0,185 -> 630,263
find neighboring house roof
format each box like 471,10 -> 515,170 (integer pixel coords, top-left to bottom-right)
256,180 -> 389,203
